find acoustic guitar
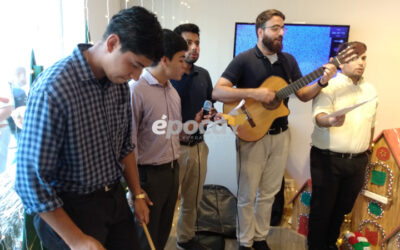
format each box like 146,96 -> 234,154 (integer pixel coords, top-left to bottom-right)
223,44 -> 366,142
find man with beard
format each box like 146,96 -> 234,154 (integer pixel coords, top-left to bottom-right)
171,23 -> 214,250
212,9 -> 337,250
308,42 -> 376,250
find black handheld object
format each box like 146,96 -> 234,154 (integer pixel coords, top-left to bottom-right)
203,100 -> 212,116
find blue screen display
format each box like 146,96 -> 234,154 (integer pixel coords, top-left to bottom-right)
234,23 -> 349,75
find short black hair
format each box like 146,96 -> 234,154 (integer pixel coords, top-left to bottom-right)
255,9 -> 285,31
151,29 -> 188,66
173,23 -> 200,37
103,6 -> 163,62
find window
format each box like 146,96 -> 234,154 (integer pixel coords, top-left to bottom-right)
0,0 -> 84,248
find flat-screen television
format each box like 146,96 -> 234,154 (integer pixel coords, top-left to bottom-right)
234,23 -> 350,75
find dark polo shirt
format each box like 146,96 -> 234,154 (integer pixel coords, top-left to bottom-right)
221,45 -> 302,129
171,64 -> 213,145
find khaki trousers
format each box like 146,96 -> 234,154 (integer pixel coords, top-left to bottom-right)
236,129 -> 290,247
177,141 -> 209,243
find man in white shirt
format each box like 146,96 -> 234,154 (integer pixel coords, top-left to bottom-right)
308,41 -> 377,250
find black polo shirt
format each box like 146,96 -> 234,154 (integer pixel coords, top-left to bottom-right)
171,64 -> 213,144
221,45 -> 302,129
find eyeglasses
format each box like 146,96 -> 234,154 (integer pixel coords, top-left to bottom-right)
263,25 -> 287,33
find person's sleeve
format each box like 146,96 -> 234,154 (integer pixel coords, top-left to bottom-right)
120,85 -> 135,161
15,89 -> 65,214
206,71 -> 214,103
312,87 -> 334,126
220,56 -> 243,86
290,56 -> 303,80
370,86 -> 378,128
130,84 -> 143,161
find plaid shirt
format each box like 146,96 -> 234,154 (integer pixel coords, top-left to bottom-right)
15,44 -> 134,214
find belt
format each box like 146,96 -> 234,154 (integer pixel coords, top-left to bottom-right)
59,181 -> 121,199
267,126 -> 288,135
180,139 -> 203,146
90,181 -> 121,194
138,160 -> 178,169
313,146 -> 367,159
103,182 -> 120,192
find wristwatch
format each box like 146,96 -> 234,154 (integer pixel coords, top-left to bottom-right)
317,79 -> 328,88
135,193 -> 146,200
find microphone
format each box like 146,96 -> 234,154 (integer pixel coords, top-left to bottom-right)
203,100 -> 212,116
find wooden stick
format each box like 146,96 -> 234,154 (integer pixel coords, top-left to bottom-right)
142,223 -> 156,250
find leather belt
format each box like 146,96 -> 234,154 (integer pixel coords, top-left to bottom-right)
180,139 -> 203,146
138,160 -> 178,169
313,146 -> 367,159
267,126 -> 288,135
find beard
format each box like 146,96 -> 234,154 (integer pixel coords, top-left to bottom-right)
184,52 -> 198,64
184,57 -> 197,64
262,35 -> 283,53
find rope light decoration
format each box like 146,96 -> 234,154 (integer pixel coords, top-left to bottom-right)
359,219 -> 386,250
396,231 -> 400,249
367,200 -> 384,219
361,161 -> 394,204
396,232 -> 400,249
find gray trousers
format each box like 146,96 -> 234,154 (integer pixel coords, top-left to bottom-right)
236,129 -> 290,247
177,141 -> 209,243
138,161 -> 179,250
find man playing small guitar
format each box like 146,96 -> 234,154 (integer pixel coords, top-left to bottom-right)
212,9 -> 338,250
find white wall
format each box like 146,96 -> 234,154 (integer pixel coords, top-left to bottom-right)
91,0 -> 400,192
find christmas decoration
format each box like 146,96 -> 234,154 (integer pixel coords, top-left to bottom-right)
359,219 -> 386,249
376,147 -> 390,161
300,191 -> 311,207
361,161 -> 394,204
298,214 -> 309,236
344,231 -> 371,250
367,201 -> 384,219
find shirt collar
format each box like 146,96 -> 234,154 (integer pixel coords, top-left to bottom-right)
73,44 -> 97,82
141,68 -> 173,88
254,45 -> 283,62
337,72 -> 365,87
254,45 -> 265,59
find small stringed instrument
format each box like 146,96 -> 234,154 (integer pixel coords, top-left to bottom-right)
223,44 -> 366,142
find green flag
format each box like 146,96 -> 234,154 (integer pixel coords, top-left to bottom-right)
85,20 -> 91,44
30,50 -> 43,86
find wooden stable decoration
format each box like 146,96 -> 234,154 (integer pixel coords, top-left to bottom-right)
288,179 -> 312,236
351,128 -> 400,250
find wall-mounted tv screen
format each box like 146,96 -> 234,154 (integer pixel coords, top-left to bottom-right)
234,23 -> 350,75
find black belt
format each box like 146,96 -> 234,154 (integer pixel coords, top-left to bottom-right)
138,160 -> 178,169
312,146 -> 367,159
180,139 -> 203,146
59,181 -> 121,199
267,126 -> 288,135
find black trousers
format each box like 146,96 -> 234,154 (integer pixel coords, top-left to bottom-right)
34,182 -> 140,250
307,147 -> 368,250
138,161 -> 179,250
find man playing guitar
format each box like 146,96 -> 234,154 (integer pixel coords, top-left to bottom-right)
212,9 -> 337,250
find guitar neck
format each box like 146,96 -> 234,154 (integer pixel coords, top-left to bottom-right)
276,57 -> 340,100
